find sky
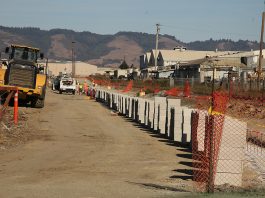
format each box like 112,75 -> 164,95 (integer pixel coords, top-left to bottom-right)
0,0 -> 264,42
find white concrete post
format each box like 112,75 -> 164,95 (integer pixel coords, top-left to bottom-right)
214,116 -> 247,187
167,99 -> 181,139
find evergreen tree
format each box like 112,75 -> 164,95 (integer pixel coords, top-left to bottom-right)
119,60 -> 129,69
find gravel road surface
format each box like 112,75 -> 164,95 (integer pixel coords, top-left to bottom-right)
0,91 -> 192,198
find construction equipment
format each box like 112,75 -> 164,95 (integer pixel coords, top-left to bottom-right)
0,44 -> 47,108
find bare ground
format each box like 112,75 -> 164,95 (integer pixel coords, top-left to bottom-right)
0,90 -> 193,198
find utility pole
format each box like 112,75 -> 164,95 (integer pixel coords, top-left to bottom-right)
46,57 -> 49,76
154,23 -> 160,70
258,12 -> 265,89
72,41 -> 76,78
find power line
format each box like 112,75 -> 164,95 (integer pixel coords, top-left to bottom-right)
161,24 -> 258,38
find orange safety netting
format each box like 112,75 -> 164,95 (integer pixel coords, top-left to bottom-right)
165,87 -> 181,97
212,91 -> 229,114
122,80 -> 133,93
192,91 -> 229,192
142,83 -> 161,94
183,80 -> 191,97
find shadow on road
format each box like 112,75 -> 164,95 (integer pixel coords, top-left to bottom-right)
127,181 -> 189,192
122,117 -> 195,185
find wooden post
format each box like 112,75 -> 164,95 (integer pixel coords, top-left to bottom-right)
208,65 -> 216,193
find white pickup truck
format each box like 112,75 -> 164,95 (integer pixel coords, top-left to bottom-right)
59,76 -> 76,95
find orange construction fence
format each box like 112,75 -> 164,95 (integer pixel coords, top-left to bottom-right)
0,86 -> 19,124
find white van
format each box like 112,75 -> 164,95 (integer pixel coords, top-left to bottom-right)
59,76 -> 76,95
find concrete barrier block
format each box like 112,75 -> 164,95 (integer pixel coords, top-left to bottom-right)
182,108 -> 193,143
192,111 -> 208,151
220,134 -> 246,148
153,105 -> 159,131
118,95 -> 122,113
116,95 -> 119,110
122,96 -> 126,115
134,99 -> 139,121
158,111 -> 167,134
116,94 -> 119,111
154,97 -> 167,134
131,98 -> 136,120
223,116 -> 247,135
99,90 -> 102,99
217,117 -> 247,148
167,99 -> 181,138
144,100 -> 149,126
113,94 -> 117,110
127,97 -> 130,117
119,95 -> 122,113
104,91 -> 107,102
216,160 -> 243,174
138,98 -> 145,124
112,94 -> 116,109
219,148 -> 244,162
215,173 -> 242,186
130,98 -> 134,119
125,97 -> 130,117
109,94 -> 113,108
173,108 -> 183,142
214,115 -> 247,187
148,100 -> 154,129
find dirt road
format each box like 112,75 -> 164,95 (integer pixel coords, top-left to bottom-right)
0,91 -> 192,198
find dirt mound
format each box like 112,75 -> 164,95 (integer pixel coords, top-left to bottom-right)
227,100 -> 265,120
0,108 -> 40,150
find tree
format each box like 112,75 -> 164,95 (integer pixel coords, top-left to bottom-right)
119,60 -> 129,69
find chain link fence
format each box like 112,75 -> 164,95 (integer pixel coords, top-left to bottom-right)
189,78 -> 265,193
94,76 -> 265,193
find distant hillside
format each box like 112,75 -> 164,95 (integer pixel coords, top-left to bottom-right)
0,26 -> 261,67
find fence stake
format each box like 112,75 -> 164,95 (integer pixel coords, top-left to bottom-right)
262,79 -> 265,106
208,66 -> 215,193
14,89 -> 18,124
208,116 -> 215,193
261,133 -> 264,154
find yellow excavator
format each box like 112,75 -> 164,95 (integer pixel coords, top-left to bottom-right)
0,44 -> 47,108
